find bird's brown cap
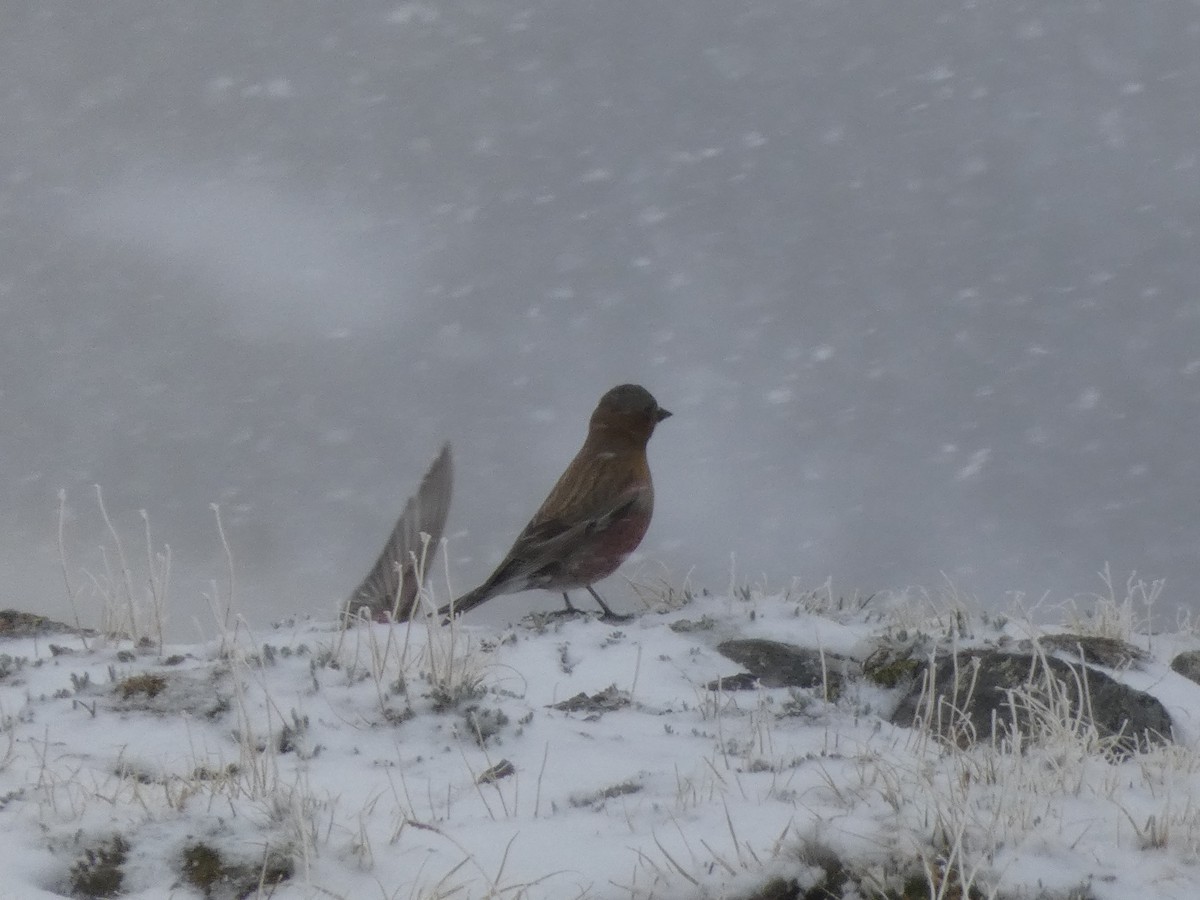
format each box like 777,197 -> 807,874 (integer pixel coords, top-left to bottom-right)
595,383 -> 670,419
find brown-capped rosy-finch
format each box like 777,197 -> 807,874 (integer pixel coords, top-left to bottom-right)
440,384 -> 670,622
345,442 -> 453,622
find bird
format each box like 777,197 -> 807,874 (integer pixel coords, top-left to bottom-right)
439,384 -> 671,623
344,442 -> 453,622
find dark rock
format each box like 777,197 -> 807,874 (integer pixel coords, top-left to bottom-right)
0,609 -> 83,639
862,645 -> 925,688
477,759 -> 515,784
570,779 -> 642,808
743,876 -> 802,900
717,639 -> 852,698
891,649 -> 1173,757
549,684 -> 630,714
1170,649 -> 1200,685
669,615 -> 716,632
705,672 -> 762,691
1038,633 -> 1147,669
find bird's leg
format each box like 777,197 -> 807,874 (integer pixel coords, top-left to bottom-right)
542,592 -> 586,620
586,586 -> 633,623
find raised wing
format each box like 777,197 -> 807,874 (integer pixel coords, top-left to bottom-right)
344,442 -> 453,621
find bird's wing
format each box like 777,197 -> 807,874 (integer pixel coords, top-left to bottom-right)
344,442 -> 453,621
438,484 -> 647,619
489,490 -> 644,589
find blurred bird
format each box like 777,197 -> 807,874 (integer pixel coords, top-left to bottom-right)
345,442 -> 453,622
440,384 -> 671,622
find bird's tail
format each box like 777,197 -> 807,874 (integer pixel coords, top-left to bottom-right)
437,581 -> 498,620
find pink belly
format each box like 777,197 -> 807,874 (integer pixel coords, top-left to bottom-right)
558,490 -> 654,588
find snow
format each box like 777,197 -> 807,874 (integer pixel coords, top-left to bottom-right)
1,587 -> 1199,898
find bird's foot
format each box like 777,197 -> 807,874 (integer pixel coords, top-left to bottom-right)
543,606 -> 591,620
584,586 -> 634,623
598,610 -> 635,624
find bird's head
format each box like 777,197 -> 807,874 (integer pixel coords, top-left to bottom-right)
589,384 -> 672,443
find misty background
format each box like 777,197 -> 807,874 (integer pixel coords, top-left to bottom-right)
2,1 -> 1198,635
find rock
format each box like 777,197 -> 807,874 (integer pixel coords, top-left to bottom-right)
741,876 -> 801,900
890,649 -> 1173,757
669,615 -> 716,632
1170,649 -> 1200,685
549,684 -> 630,714
0,609 -> 83,638
477,759 -> 515,784
705,672 -> 761,691
862,645 -> 925,688
1037,633 -> 1148,669
716,639 -> 853,698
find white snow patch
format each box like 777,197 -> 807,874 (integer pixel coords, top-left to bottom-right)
638,206 -> 667,225
241,77 -> 295,99
1,588 -> 1198,899
387,4 -> 440,25
955,447 -> 992,480
811,344 -> 835,362
1017,18 -> 1046,40
1075,387 -> 1102,411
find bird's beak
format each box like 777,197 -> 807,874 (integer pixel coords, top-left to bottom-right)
656,407 -> 673,422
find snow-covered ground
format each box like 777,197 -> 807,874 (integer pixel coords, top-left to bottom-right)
2,582 -> 1199,899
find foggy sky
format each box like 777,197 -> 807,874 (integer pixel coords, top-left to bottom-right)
3,1 -> 1199,633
